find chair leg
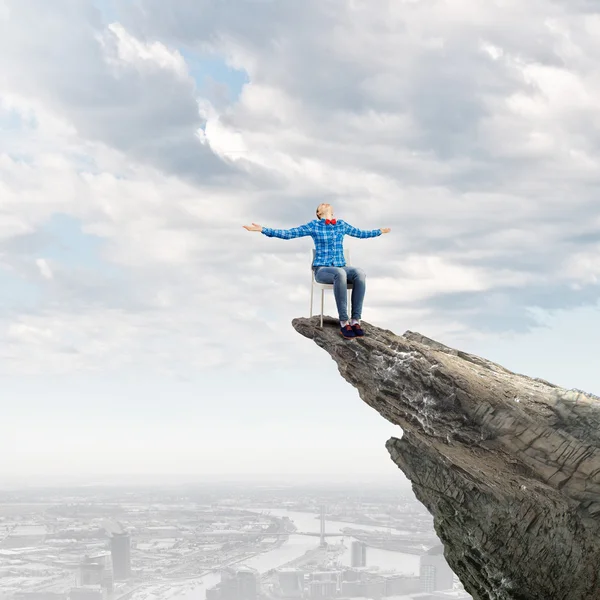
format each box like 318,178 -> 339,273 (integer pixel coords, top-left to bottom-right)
347,289 -> 350,316
310,283 -> 314,317
320,289 -> 324,328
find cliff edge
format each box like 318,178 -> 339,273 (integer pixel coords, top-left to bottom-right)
292,316 -> 600,600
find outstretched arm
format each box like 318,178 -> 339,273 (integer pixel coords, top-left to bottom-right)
243,222 -> 312,240
343,221 -> 391,238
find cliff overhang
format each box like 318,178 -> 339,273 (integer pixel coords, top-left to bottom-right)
292,316 -> 600,600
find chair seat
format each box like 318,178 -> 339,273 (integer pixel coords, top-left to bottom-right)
312,281 -> 353,290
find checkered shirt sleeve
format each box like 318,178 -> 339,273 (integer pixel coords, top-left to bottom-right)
261,223 -> 313,239
342,221 -> 382,238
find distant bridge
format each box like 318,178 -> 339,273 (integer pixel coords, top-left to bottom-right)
200,506 -> 343,544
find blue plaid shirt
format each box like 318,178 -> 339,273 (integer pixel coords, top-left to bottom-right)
261,219 -> 381,267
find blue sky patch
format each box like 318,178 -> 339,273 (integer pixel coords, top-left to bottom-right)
0,109 -> 28,132
181,49 -> 249,105
94,0 -> 117,24
0,268 -> 40,312
41,213 -> 114,274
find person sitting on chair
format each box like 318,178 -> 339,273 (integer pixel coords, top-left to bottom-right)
243,203 -> 391,339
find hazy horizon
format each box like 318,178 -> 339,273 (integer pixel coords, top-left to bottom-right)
0,471 -> 413,488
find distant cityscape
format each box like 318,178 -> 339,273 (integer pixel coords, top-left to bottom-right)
0,482 -> 472,600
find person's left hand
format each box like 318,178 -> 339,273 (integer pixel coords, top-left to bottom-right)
380,227 -> 391,234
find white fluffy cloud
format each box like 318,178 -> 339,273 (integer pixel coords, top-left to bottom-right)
1,0 -> 600,374
0,0 -> 231,184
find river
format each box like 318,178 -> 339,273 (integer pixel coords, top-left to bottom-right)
172,508 -> 423,600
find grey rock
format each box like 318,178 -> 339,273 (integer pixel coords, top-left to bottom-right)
292,316 -> 600,600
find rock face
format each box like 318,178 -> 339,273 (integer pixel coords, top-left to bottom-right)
292,316 -> 600,600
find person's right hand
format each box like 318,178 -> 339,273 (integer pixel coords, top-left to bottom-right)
243,223 -> 263,232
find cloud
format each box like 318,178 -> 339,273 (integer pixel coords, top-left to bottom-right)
1,0 -> 600,374
121,0 -> 600,320
0,0 -> 232,184
35,258 -> 53,280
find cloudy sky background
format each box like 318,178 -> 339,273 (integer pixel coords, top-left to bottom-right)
3,0 -> 600,485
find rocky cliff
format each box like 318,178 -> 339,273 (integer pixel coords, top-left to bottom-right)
292,316 -> 600,600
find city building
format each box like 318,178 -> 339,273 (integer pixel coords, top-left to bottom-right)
235,566 -> 259,600
277,568 -> 304,597
341,569 -> 362,582
362,576 -> 386,598
208,565 -> 260,600
110,532 -> 132,581
341,580 -> 362,596
79,552 -> 114,592
308,571 -> 342,598
319,505 -> 326,548
78,561 -> 102,587
350,541 -> 367,567
308,580 -> 337,598
382,574 -> 421,596
419,545 -> 454,592
311,571 -> 340,583
340,568 -> 363,596
305,568 -> 419,599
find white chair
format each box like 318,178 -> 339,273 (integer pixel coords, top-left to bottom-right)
309,248 -> 352,328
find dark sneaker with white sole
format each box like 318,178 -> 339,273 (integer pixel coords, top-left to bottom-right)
340,323 -> 356,339
351,322 -> 364,336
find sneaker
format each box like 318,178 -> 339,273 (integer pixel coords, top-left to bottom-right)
351,322 -> 364,336
340,323 -> 356,339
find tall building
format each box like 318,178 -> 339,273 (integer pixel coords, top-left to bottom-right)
420,545 -> 455,592
319,505 -> 326,547
236,567 -> 259,600
350,541 -> 367,567
110,532 -> 132,581
79,552 -> 113,592
78,561 -> 102,587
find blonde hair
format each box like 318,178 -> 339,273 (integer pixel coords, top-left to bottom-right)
316,203 -> 330,219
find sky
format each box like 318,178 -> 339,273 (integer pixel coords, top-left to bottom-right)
2,0 -> 600,485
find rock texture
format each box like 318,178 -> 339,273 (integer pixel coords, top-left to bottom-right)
292,316 -> 600,600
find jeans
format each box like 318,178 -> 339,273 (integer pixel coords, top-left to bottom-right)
313,266 -> 366,322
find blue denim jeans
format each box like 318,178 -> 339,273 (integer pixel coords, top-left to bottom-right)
313,266 -> 366,322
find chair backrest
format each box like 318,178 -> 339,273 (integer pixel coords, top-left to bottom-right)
311,248 -> 351,270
